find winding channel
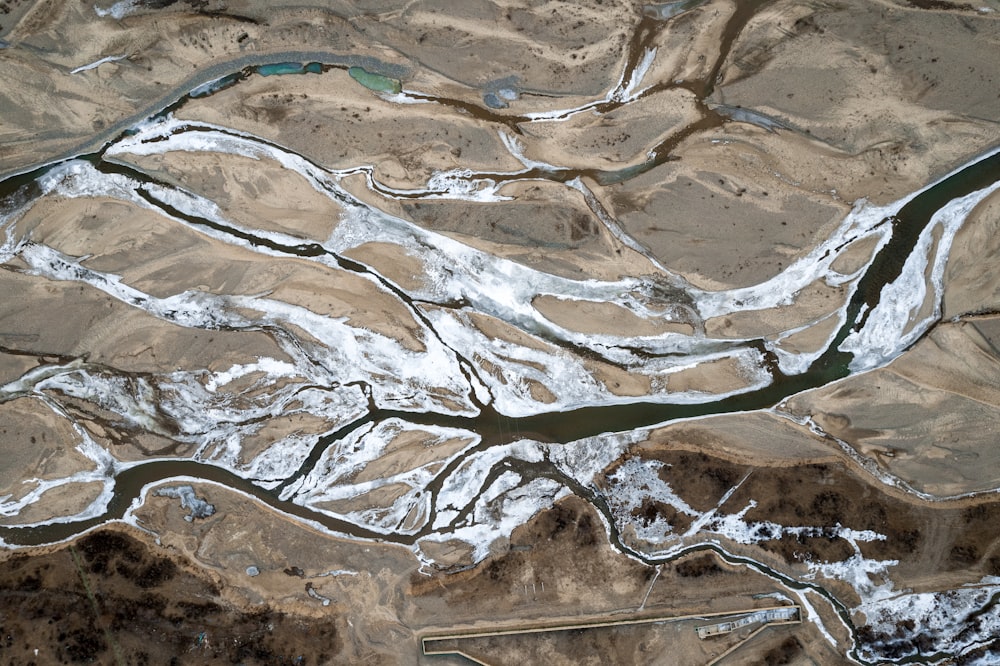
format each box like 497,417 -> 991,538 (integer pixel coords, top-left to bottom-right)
1,10 -> 999,662
1,141 -> 996,547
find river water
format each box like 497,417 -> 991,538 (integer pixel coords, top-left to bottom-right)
1,33 -> 999,663
0,23 -> 998,516
0,69 -> 993,538
1,142 -> 996,548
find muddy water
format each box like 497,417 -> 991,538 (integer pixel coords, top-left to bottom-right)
0,0 -> 998,582
1,145 -> 997,550
1,28 -> 997,666
0,9 -> 994,664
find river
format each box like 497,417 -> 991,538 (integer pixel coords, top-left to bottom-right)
1,31 -> 999,664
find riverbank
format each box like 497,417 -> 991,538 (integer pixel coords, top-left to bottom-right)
2,0 -> 1000,663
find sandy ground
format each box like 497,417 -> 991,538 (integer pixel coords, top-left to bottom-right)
0,0 -> 999,663
944,188 -> 1000,317
713,0 -> 1000,203
0,486 -> 842,664
785,317 -> 1000,496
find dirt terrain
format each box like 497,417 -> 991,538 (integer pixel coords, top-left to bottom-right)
2,494 -> 849,665
0,529 -> 343,665
0,0 -> 999,664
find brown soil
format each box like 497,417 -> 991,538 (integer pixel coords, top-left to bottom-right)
409,497 -> 650,620
411,496 -> 839,664
735,462 -> 925,563
0,0 -> 998,663
0,528 -> 342,665
785,317 -> 1000,497
606,443 -> 1000,599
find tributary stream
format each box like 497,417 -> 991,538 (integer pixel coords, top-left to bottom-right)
1,14 -> 999,662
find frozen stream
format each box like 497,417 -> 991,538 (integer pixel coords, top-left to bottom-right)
0,47 -> 999,664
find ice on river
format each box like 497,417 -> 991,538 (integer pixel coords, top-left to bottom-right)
154,485 -> 215,522
88,116 -> 994,417
3,89 -> 999,664
855,582 -> 1000,663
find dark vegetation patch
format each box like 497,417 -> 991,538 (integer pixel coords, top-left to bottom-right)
618,449 -> 747,513
630,498 -> 692,533
734,463 -> 928,564
608,448 -> 1000,579
78,531 -> 180,590
905,0 -> 967,10
415,499 -> 608,594
734,461 -> 1000,575
409,496 -> 658,619
949,542 -> 980,567
0,529 -> 341,664
526,500 -> 601,548
674,553 -> 723,578
957,638 -> 1000,665
60,628 -> 107,664
757,531 -> 856,564
946,502 -> 1000,572
856,623 -> 937,662
763,636 -> 804,665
